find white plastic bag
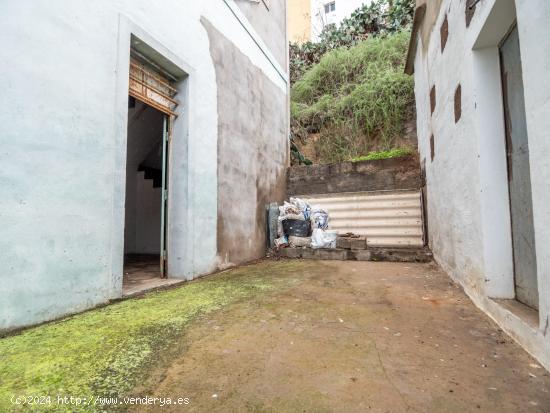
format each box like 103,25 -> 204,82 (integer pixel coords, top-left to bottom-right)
311,229 -> 338,249
310,206 -> 329,229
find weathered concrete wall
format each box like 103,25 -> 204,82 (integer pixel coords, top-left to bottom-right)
234,0 -> 288,69
0,0 -> 288,331
287,156 -> 421,196
202,19 -> 288,268
411,0 -> 550,370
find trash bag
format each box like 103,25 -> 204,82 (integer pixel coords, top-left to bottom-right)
311,229 -> 338,249
289,197 -> 311,220
279,201 -> 301,217
310,206 -> 329,230
282,219 -> 311,237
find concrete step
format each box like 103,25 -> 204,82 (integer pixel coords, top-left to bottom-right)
274,246 -> 433,263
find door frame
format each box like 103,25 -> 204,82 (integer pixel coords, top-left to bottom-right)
498,22 -> 539,309
160,115 -> 172,278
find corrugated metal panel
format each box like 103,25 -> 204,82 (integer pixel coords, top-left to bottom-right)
302,190 -> 424,247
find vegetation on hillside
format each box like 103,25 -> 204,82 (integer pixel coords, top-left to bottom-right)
291,31 -> 414,164
290,0 -> 415,83
289,0 -> 416,165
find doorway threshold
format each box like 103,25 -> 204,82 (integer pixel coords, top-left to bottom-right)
123,254 -> 184,298
492,298 -> 539,329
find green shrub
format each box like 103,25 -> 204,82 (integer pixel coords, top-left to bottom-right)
291,31 -> 414,164
289,0 -> 415,83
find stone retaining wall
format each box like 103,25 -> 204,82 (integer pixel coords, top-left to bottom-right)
287,156 -> 421,196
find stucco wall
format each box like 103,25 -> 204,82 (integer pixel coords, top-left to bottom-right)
234,0 -> 288,68
0,0 -> 288,331
411,0 -> 550,369
202,19 -> 288,267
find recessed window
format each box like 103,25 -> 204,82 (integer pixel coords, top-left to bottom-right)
454,84 -> 462,123
325,1 -> 336,14
440,15 -> 449,52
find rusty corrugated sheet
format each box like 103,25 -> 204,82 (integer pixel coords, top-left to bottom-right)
303,190 -> 424,247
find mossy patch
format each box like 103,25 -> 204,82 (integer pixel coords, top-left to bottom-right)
351,147 -> 413,162
0,260 -> 314,412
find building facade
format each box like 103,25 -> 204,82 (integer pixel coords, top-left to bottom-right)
407,0 -> 550,369
289,0 -> 312,43
0,0 -> 289,331
311,0 -> 372,41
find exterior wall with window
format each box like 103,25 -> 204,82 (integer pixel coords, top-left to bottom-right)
407,0 -> 550,370
0,0 -> 289,331
310,0 -> 373,41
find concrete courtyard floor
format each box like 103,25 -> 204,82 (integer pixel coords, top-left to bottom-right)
131,259 -> 550,412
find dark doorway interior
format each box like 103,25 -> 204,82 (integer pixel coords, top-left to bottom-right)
500,25 -> 538,310
123,98 -> 165,293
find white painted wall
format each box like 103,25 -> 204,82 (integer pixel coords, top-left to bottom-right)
0,0 -> 288,331
412,0 -> 550,370
311,0 -> 373,41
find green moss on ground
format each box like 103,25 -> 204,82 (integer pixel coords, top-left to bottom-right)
291,31 -> 414,163
0,260 -> 309,412
351,147 -> 413,162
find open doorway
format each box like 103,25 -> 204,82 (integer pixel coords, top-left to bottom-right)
122,52 -> 179,296
123,99 -> 166,294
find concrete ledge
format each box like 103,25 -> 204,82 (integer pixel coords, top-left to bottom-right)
275,247 -> 432,263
